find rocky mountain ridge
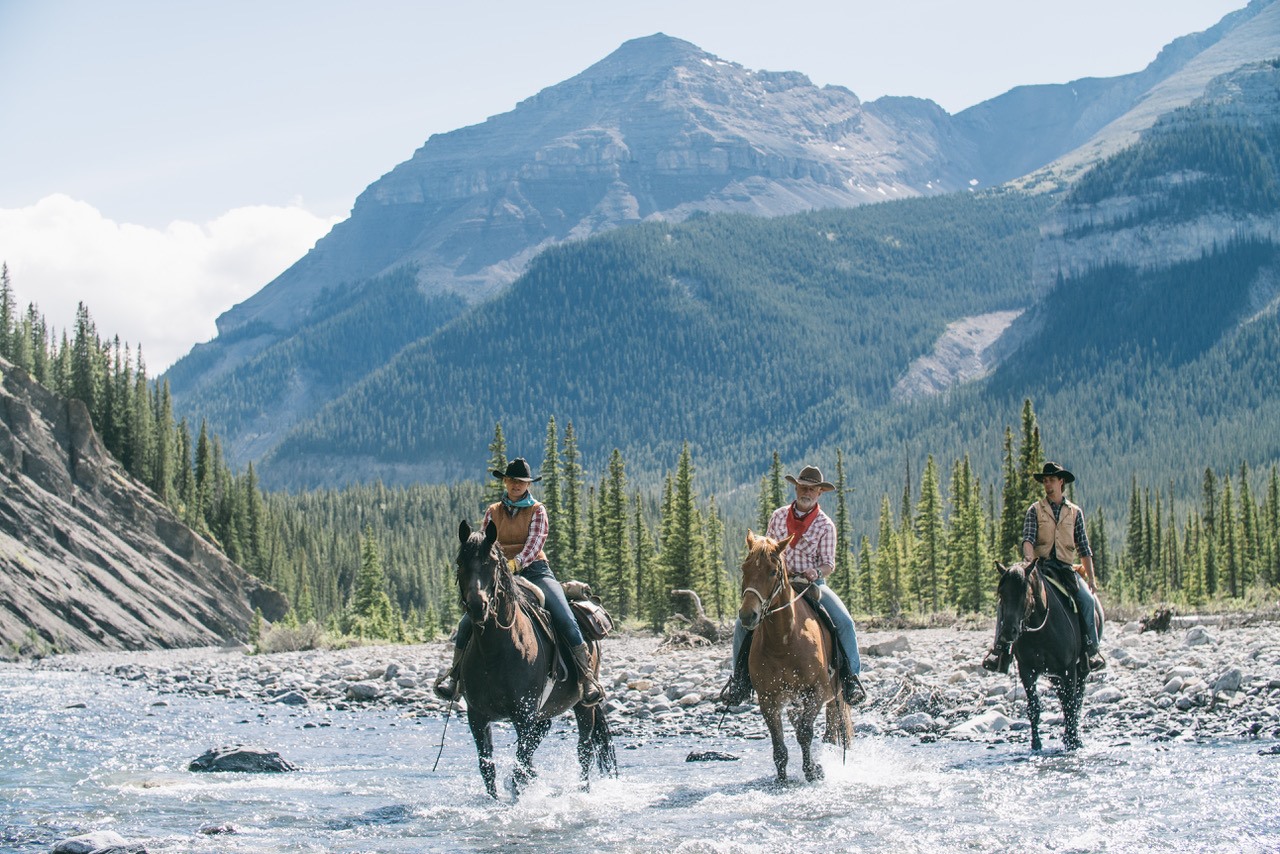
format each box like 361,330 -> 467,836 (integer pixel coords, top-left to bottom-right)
0,359 -> 287,654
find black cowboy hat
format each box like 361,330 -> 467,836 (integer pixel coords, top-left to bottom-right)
784,465 -> 835,493
1032,461 -> 1075,484
491,457 -> 541,483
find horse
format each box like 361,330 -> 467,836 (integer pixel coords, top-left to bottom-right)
994,560 -> 1098,750
453,518 -> 616,798
738,531 -> 853,784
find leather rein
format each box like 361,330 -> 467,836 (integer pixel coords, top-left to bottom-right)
1020,563 -> 1051,634
742,552 -> 815,620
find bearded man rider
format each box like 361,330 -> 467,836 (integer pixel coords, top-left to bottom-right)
719,464 -> 866,707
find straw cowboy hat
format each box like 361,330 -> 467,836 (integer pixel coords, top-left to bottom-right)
784,465 -> 835,493
491,457 -> 542,483
1032,461 -> 1075,484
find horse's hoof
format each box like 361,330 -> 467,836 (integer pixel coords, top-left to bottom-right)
805,765 -> 825,782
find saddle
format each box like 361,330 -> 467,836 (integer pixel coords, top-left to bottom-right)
510,577 -> 568,687
564,580 -> 614,640
789,580 -> 850,683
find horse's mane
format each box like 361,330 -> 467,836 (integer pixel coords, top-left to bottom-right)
459,532 -> 528,608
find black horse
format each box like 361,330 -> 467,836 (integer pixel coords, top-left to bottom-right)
994,560 -> 1093,750
453,519 -> 616,798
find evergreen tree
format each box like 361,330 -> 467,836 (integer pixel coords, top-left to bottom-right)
757,451 -> 785,532
601,449 -> 633,618
561,422 -> 585,574
0,263 -> 13,360
633,493 -> 663,630
704,496 -> 728,619
873,497 -> 899,615
834,450 -> 854,604
541,417 -> 564,564
662,444 -> 702,597
350,525 -> 398,639
915,455 -> 944,612
998,426 -> 1023,560
484,422 -> 507,506
856,535 -> 873,613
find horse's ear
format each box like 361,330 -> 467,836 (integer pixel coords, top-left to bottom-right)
774,534 -> 793,553
995,561 -> 1008,576
745,530 -> 756,548
459,519 -> 472,544
483,519 -> 498,547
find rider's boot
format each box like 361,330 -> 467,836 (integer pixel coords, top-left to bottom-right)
718,632 -> 754,706
1085,640 -> 1106,672
570,642 -> 605,706
433,646 -> 465,701
982,643 -> 1011,674
841,665 -> 867,706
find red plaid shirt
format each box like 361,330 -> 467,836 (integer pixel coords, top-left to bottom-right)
767,504 -> 836,577
482,501 -> 549,568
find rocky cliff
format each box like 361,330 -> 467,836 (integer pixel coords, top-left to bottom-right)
0,360 -> 288,655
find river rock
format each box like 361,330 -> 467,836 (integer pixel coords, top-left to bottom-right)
1185,626 -> 1215,647
346,681 -> 382,701
1212,667 -> 1245,695
865,635 -> 910,656
897,712 -> 936,733
1090,686 -> 1124,704
951,710 -> 1011,736
269,690 -> 308,706
52,831 -> 131,853
189,746 -> 298,773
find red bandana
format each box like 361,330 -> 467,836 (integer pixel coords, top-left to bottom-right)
784,502 -> 820,547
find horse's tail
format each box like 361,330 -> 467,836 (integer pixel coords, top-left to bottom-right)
823,697 -> 854,750
589,706 -> 618,777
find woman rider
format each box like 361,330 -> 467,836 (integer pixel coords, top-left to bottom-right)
434,458 -> 605,705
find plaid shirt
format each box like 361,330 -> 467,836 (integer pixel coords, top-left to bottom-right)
483,501 -> 549,568
1022,500 -> 1092,560
767,504 -> 836,576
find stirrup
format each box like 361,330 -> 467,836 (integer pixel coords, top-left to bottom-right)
981,649 -> 1002,673
434,674 -> 461,702
843,672 -> 867,706
1087,652 -> 1106,671
719,675 -> 751,707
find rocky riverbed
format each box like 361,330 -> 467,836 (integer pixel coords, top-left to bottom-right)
30,619 -> 1280,750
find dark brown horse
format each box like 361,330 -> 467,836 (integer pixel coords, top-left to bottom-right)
738,531 -> 853,784
453,519 -> 616,798
995,560 -> 1095,750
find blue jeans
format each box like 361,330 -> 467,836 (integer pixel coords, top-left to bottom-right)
454,559 -> 585,650
732,578 -> 860,674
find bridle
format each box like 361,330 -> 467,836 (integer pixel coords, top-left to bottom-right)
1004,563 -> 1050,640
741,549 -> 810,621
457,541 -> 517,631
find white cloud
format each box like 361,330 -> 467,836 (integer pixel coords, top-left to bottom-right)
0,194 -> 339,373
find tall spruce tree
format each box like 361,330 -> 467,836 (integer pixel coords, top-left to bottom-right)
915,455 -> 944,612
561,422 -> 585,574
484,422 -> 507,506
541,417 -> 564,564
834,450 -> 854,603
602,449 -> 633,618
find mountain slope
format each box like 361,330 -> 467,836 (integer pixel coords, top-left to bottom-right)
0,360 -> 288,654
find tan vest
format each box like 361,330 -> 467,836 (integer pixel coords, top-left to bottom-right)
1033,498 -> 1080,564
488,501 -> 547,563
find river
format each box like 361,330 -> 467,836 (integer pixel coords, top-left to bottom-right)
2,665 -> 1277,853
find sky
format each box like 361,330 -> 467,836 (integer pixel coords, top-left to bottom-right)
0,0 -> 1252,371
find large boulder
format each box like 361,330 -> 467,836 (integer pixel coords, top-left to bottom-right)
189,746 -> 298,773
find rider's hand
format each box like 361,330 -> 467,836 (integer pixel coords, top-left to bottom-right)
507,558 -> 520,573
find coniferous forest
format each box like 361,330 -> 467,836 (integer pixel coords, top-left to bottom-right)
3,263 -> 1277,646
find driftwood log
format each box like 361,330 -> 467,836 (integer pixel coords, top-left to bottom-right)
669,589 -> 719,641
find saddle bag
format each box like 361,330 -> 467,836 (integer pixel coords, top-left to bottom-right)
563,579 -> 614,640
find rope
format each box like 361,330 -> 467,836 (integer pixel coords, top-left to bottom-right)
431,695 -> 457,772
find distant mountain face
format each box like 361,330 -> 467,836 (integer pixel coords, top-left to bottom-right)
166,2 -> 1280,488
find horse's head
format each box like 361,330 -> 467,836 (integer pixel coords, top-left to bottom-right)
995,560 -> 1035,645
738,531 -> 793,631
456,518 -> 505,627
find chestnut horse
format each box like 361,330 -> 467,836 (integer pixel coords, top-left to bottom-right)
453,519 -> 616,798
739,531 -> 853,784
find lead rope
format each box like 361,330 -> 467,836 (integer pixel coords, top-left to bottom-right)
431,695 -> 457,772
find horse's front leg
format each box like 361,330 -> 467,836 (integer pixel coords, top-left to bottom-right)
793,697 -> 824,782
510,715 -> 552,797
1021,670 -> 1043,751
1063,669 -> 1085,750
760,696 -> 789,784
467,711 -> 498,799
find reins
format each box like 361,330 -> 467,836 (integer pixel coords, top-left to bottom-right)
1021,566 -> 1051,634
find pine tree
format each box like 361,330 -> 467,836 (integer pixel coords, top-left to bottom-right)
484,422 -> 507,506
601,449 -> 633,618
192,421 -> 213,533
1221,476 -> 1240,597
704,496 -> 728,619
915,455 -> 944,612
873,496 -> 899,615
541,417 -> 564,565
834,450 -> 854,604
998,426 -> 1023,560
561,422 -> 585,574
757,451 -> 784,532
633,493 -> 662,630
0,263 -> 14,361
662,444 -> 702,598
856,535 -> 873,613
351,525 -> 397,639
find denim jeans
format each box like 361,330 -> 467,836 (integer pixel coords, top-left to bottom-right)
732,578 -> 860,674
454,559 -> 584,650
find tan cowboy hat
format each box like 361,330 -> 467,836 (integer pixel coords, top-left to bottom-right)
1032,461 -> 1075,484
784,465 -> 835,492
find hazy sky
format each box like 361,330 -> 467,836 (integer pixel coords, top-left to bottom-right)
0,0 -> 1251,370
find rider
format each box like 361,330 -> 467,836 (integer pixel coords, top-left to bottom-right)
983,461 -> 1105,672
434,458 -> 605,705
719,464 -> 866,707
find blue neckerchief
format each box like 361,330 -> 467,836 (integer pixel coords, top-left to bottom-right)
502,493 -> 536,510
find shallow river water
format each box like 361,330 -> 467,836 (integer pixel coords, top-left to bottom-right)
2,665 -> 1278,853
